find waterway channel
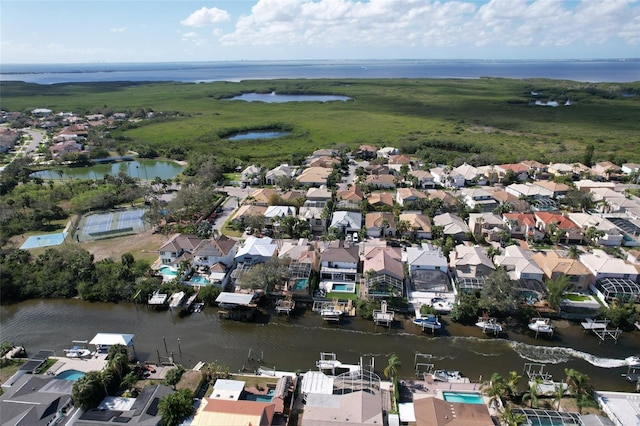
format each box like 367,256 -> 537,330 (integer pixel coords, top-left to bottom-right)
1,299 -> 638,392
30,159 -> 184,181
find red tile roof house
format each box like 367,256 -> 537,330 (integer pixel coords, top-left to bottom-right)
48,140 -> 83,158
362,246 -> 404,297
503,213 -> 544,241
367,192 -> 394,209
534,212 -> 583,244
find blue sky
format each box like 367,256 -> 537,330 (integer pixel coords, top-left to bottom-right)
2,0 -> 639,63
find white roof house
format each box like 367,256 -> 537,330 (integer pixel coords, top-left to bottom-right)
234,236 -> 277,265
579,249 -> 638,283
264,205 -> 296,219
406,243 -> 448,273
433,213 -> 470,239
494,245 -> 544,281
210,379 -> 245,400
450,245 -> 495,278
505,183 -> 553,199
566,213 -> 623,246
330,211 -> 362,234
265,164 -> 294,185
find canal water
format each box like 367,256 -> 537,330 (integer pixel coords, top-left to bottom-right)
30,160 -> 184,181
1,299 -> 638,392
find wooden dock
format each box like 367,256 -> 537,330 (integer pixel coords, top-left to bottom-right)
275,297 -> 295,315
373,301 -> 395,328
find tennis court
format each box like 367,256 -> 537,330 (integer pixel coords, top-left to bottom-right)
20,232 -> 67,249
78,208 -> 148,241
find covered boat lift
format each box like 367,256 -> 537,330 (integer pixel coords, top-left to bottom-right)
89,333 -> 135,354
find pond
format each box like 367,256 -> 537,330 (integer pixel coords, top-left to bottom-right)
30,159 -> 184,181
226,92 -> 351,103
228,130 -> 291,141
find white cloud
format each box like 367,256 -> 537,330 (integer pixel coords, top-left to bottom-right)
110,27 -> 126,33
181,7 -> 230,27
217,0 -> 640,53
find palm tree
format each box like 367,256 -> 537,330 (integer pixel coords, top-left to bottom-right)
564,368 -> 595,414
158,388 -> 195,426
481,372 -> 506,409
546,275 -> 569,310
109,352 -> 130,381
121,371 -> 138,392
383,353 -> 401,381
505,371 -> 522,402
72,371 -> 105,410
522,378 -> 542,408
499,406 -> 528,426
553,383 -> 564,410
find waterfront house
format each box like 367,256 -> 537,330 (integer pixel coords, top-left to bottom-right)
191,398 -> 275,426
330,211 -> 362,235
413,397 -> 494,426
494,245 -> 544,282
399,213 -> 432,240
406,243 -> 451,301
579,249 -> 638,284
192,235 -> 238,271
297,167 -> 332,187
365,212 -> 396,238
49,140 -> 83,158
234,236 -> 278,266
319,240 -> 360,283
531,250 -> 591,292
433,213 -> 470,242
158,234 -> 202,265
450,245 -> 495,279
396,187 -> 428,206
363,246 -> 404,297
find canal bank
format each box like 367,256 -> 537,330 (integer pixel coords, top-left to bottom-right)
1,299 -> 638,392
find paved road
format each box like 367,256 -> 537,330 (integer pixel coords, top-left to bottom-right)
211,186 -> 251,233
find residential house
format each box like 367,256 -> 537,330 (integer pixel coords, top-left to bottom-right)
520,160 -> 548,178
362,246 -> 404,297
158,234 -> 202,265
279,190 -> 306,205
365,212 -> 396,238
396,187 -> 427,206
406,243 -> 451,297
621,163 -> 640,175
566,212 -> 623,246
430,166 -> 465,188
31,108 -> 53,117
247,188 -> 279,206
299,206 -> 327,233
365,174 -> 396,189
535,211 -> 583,243
450,245 -> 496,279
264,205 -> 296,221
433,213 -> 471,241
377,146 -> 399,158
579,249 -> 638,283
413,397 -> 494,426
367,192 -> 394,209
302,388 -> 383,426
461,188 -> 497,212
548,162 -> 590,178
305,185 -> 332,207
74,385 -> 174,426
495,163 -> 530,182
592,161 -> 622,180
494,245 -> 544,281
505,183 -> 553,199
241,164 -> 263,185
308,155 -> 341,168
234,236 -> 278,266
0,128 -> 19,153
330,211 -> 362,235
191,398 -> 275,426
296,167 -> 332,187
408,169 -> 436,188
482,186 -> 520,208
427,189 -> 459,210
503,213 -> 544,241
0,374 -> 74,426
452,162 -> 487,186
319,240 -> 360,283
49,140 -> 83,157
365,164 -> 391,176
355,144 -> 378,159
230,205 -> 268,225
388,154 -> 412,173
265,164 -> 295,185
337,185 -> 364,210
468,212 -> 506,241
309,148 -> 336,158
192,235 -> 238,271
533,181 -> 571,199
399,212 -> 432,240
532,250 -> 591,291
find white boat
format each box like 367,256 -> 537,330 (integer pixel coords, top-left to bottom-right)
432,370 -> 465,383
625,355 -> 640,366
64,347 -> 91,358
528,318 -> 554,335
413,314 -> 442,330
168,291 -> 185,310
476,317 -> 502,334
321,306 -> 342,322
430,297 -> 454,313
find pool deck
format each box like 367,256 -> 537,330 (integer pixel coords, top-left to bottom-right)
47,353 -> 109,375
402,378 -> 483,401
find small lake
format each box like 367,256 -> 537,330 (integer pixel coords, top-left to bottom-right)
228,131 -> 291,141
31,160 -> 184,181
226,92 -> 351,103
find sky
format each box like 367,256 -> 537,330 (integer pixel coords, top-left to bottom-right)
1,0 -> 639,64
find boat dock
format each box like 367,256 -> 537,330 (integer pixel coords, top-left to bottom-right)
373,300 -> 394,328
312,299 -> 355,317
181,291 -> 199,312
581,319 -> 622,344
523,363 -> 568,396
275,296 -> 295,315
148,290 -> 168,308
168,291 -> 185,311
315,352 -> 360,375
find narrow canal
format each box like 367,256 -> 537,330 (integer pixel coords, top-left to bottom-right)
1,299 -> 638,392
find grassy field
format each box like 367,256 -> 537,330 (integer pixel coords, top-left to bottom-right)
2,78 -> 639,166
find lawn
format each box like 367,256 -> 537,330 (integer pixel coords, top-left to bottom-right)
563,293 -> 593,302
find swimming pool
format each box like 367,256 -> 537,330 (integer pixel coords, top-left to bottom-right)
292,278 -> 308,291
330,283 -> 355,293
442,392 -> 484,405
246,388 -> 275,402
188,274 -> 211,285
158,266 -> 178,276
56,369 -> 86,381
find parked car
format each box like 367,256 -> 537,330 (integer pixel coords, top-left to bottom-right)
352,232 -> 359,243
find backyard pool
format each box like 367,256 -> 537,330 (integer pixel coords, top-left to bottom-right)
441,391 -> 484,405
292,278 -> 309,291
246,388 -> 275,403
187,274 -> 211,285
330,283 -> 356,293
56,369 -> 86,381
158,266 -> 178,277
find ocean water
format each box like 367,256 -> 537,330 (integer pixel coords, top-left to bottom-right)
1,59 -> 638,84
